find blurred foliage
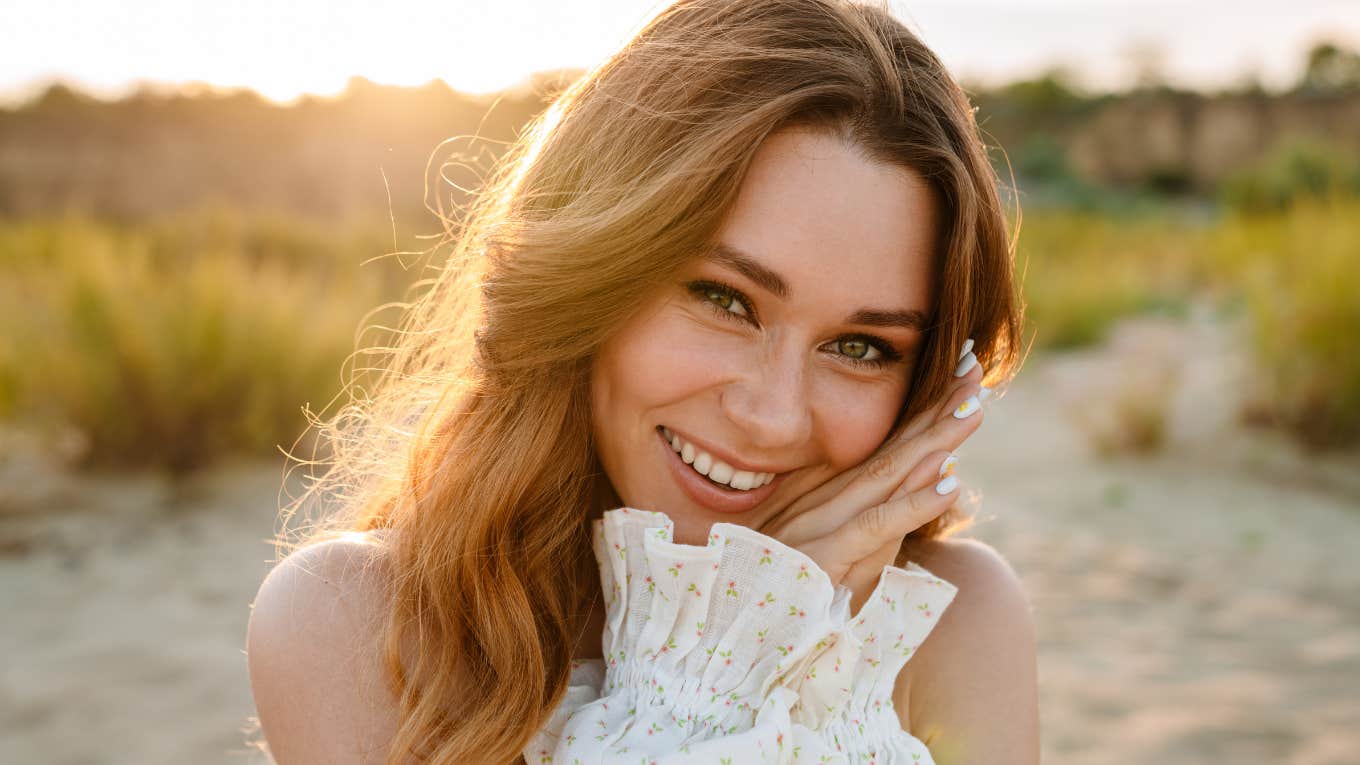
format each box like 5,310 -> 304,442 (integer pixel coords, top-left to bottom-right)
1016,204 -> 1202,350
1219,137 -> 1360,213
1204,197 -> 1360,448
0,209 -> 426,473
1018,193 -> 1360,449
1299,41 -> 1360,93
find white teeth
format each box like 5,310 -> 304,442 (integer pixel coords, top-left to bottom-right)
663,428 -> 776,491
693,452 -> 712,476
708,461 -> 734,484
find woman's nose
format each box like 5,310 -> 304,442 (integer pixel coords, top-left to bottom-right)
718,354 -> 814,450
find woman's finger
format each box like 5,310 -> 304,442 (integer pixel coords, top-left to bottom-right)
800,455 -> 961,581
817,382 -> 983,523
891,338 -> 987,443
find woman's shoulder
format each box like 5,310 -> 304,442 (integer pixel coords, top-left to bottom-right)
252,530 -> 395,622
893,535 -> 1040,762
246,530 -> 401,763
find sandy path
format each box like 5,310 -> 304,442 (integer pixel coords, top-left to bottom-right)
1,312 -> 1357,764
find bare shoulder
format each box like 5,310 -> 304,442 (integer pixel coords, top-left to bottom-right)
894,536 -> 1039,765
246,531 -> 401,765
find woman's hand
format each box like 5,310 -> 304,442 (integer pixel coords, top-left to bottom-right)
758,339 -> 990,612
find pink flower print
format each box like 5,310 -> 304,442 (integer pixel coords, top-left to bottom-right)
864,631 -> 877,644
787,604 -> 806,618
796,563 -> 810,580
613,542 -> 626,560
756,627 -> 768,643
709,532 -> 721,545
756,591 -> 776,608
718,648 -> 734,666
917,602 -> 934,618
759,547 -> 774,565
873,697 -> 884,712
653,527 -> 669,541
536,749 -> 551,763
646,722 -> 663,736
686,582 -> 703,598
695,620 -> 705,637
565,734 -> 575,746
667,562 -> 683,578
775,643 -> 795,657
644,575 -> 655,593
725,580 -> 739,598
651,637 -> 677,659
881,593 -> 897,612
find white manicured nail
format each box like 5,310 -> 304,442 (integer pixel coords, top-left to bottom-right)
935,474 -> 959,494
954,351 -> 978,377
938,453 -> 958,478
957,337 -> 974,361
952,395 -> 980,419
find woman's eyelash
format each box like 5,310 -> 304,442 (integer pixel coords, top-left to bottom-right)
681,279 -> 903,370
685,279 -> 758,323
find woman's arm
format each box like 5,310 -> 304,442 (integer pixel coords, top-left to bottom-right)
246,535 -> 400,764
895,537 -> 1040,765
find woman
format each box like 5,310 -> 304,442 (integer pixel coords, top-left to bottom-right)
246,1 -> 1037,763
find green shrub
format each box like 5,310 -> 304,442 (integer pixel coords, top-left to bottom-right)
1206,197 -> 1360,447
0,211 -> 421,473
1219,137 -> 1360,213
1015,208 -> 1200,350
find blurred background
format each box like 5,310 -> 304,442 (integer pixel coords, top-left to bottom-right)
1,1 -> 1357,763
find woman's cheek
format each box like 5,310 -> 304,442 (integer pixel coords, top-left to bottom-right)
813,375 -> 905,468
638,314 -> 747,392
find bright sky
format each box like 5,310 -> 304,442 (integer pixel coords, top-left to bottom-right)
2,0 -> 1357,106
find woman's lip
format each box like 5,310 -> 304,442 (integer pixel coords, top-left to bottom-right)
656,428 -> 783,514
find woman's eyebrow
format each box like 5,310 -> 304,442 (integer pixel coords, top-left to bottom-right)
846,308 -> 930,332
702,242 -> 928,332
702,242 -> 790,299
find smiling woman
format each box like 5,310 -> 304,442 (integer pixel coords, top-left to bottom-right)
591,128 -> 939,539
245,1 -> 1033,764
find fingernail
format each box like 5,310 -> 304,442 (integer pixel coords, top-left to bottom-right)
938,453 -> 958,478
957,337 -> 974,362
954,351 -> 978,377
935,474 -> 959,494
952,395 -> 980,418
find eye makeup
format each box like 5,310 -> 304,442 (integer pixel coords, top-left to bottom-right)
681,278 -> 905,370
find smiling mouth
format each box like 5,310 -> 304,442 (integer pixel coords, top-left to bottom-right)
656,425 -> 776,492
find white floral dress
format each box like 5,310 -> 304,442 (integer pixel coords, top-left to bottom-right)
523,507 -> 959,764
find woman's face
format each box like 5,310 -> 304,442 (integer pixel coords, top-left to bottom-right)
590,127 -> 940,545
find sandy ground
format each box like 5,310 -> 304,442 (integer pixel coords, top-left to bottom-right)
2,309 -> 1357,764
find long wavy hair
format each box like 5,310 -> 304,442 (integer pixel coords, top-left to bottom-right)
272,0 -> 1024,762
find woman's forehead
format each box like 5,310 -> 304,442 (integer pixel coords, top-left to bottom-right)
709,128 -> 937,312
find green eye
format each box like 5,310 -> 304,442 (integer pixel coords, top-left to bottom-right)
706,288 -> 735,310
695,283 -> 750,318
836,338 -> 880,361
